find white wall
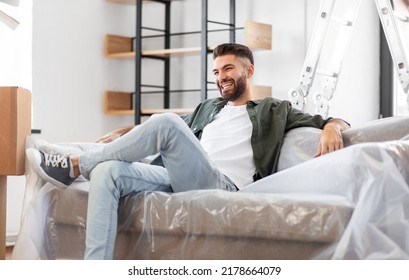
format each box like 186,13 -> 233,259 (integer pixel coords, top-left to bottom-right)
32,0 -> 136,143
0,0 -> 32,89
32,0 -> 380,144
6,0 -> 380,238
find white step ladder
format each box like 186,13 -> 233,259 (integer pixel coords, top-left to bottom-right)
289,0 -> 409,117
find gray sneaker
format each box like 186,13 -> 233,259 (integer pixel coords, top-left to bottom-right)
26,148 -> 76,188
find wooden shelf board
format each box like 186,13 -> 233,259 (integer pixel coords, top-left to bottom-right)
104,34 -> 133,57
104,22 -> 272,58
251,85 -> 272,99
142,47 -> 202,58
106,0 -> 136,4
104,91 -> 133,113
106,52 -> 135,59
245,21 -> 272,50
106,47 -> 214,58
105,109 -> 135,115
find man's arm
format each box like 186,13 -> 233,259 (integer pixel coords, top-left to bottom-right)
96,125 -> 136,143
314,118 -> 350,157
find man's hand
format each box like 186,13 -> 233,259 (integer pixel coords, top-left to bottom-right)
314,118 -> 350,157
96,126 -> 135,144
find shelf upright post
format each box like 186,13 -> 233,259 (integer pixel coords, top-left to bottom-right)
164,1 -> 171,109
201,0 -> 209,101
229,0 -> 236,43
135,0 -> 143,124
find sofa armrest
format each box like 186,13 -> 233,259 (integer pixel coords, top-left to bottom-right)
278,116 -> 409,171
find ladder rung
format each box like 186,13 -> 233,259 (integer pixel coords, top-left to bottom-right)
331,16 -> 352,26
316,68 -> 338,77
393,11 -> 409,23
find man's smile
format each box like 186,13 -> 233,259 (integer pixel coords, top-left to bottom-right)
220,80 -> 234,92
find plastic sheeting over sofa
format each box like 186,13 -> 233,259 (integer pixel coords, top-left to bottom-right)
12,116 -> 409,259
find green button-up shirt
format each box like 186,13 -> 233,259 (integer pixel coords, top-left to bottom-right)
181,97 -> 330,180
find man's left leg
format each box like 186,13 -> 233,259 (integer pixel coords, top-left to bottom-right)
84,161 -> 171,260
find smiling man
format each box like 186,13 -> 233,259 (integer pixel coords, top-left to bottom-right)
27,43 -> 350,259
213,49 -> 253,104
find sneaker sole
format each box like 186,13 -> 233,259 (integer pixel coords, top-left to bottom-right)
26,148 -> 70,189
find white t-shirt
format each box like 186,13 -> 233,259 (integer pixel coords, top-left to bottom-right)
200,105 -> 256,189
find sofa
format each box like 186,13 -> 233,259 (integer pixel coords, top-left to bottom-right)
11,116 -> 409,259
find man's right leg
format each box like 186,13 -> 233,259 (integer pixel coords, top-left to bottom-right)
82,114 -> 237,259
84,160 -> 171,260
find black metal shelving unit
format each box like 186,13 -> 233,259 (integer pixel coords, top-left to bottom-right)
133,0 -> 237,124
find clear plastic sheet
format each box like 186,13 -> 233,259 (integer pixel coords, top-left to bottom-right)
12,116 -> 409,259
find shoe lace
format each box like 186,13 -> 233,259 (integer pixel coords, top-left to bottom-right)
44,152 -> 69,168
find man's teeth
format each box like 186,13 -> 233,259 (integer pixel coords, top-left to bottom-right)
222,82 -> 233,89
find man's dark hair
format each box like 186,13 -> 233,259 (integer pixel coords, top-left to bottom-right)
213,43 -> 254,65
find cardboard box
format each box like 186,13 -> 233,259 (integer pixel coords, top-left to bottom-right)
0,87 -> 31,176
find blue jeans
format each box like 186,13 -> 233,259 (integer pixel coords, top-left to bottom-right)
78,113 -> 237,259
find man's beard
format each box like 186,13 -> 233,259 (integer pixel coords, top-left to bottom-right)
218,74 -> 247,102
